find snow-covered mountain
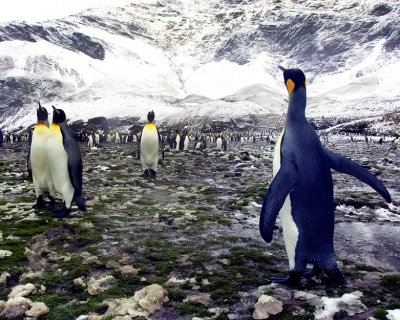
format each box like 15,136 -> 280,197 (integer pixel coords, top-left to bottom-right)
0,0 -> 399,131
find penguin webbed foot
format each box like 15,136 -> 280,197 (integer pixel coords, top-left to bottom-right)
271,267 -> 324,287
52,207 -> 71,218
303,266 -> 322,279
32,196 -> 46,209
270,271 -> 302,287
143,169 -> 157,179
48,196 -> 56,211
324,268 -> 347,287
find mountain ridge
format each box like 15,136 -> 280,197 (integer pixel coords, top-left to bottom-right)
0,0 -> 399,131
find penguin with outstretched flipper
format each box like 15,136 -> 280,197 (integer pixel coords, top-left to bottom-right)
260,66 -> 391,287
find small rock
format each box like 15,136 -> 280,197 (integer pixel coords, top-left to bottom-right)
0,297 -> 31,318
183,293 -> 212,306
25,301 -> 49,317
165,276 -> 187,287
103,284 -> 168,318
134,284 -> 169,314
20,271 -> 43,282
8,284 -> 37,298
272,287 -> 291,301
0,272 -> 10,284
87,275 -> 116,295
119,265 -> 139,276
253,295 -> 283,319
0,250 -> 12,258
74,277 -> 87,288
202,279 -> 210,286
106,260 -> 120,269
209,307 -> 229,317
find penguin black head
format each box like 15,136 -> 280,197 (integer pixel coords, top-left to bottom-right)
37,102 -> 48,122
279,66 -> 306,95
52,106 -> 66,124
147,110 -> 155,122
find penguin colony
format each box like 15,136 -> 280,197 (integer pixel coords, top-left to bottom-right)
22,66 -> 393,287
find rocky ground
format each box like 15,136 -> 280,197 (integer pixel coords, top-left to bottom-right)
0,136 -> 399,320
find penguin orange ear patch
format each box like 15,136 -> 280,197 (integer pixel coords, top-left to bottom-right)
286,79 -> 295,95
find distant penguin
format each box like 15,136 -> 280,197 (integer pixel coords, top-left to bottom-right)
115,132 -> 120,144
222,137 -> 227,151
47,106 -> 86,217
175,130 -> 181,150
216,135 -> 222,150
259,66 -> 391,286
95,132 -> 100,145
140,111 -> 161,178
88,134 -> 94,148
29,102 -> 56,209
194,141 -> 202,150
183,134 -> 190,151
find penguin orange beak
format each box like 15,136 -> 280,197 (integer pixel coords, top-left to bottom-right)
52,106 -> 60,114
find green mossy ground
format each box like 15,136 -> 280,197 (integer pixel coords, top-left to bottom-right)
0,142 -> 399,320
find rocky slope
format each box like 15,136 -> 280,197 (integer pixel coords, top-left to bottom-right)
0,0 -> 399,131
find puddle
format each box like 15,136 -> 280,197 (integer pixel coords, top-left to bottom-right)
335,221 -> 400,272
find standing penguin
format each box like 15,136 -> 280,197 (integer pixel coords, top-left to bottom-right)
139,111 -> 163,178
216,135 -> 223,150
47,106 -> 86,217
183,133 -> 190,151
88,134 -> 94,148
29,102 -> 56,209
260,67 -> 391,286
175,130 -> 181,150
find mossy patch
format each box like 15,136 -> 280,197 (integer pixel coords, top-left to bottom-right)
380,274 -> 400,297
174,301 -> 213,317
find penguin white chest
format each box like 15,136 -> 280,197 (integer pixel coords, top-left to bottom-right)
88,135 -> 94,147
175,134 -> 180,150
30,124 -> 55,196
140,124 -> 159,170
216,137 -> 222,150
184,136 -> 189,150
47,124 -> 74,204
273,129 -> 299,270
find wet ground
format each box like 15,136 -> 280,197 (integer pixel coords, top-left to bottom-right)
0,136 -> 399,319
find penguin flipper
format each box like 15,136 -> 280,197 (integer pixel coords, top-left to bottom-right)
157,127 -> 165,160
260,162 -> 297,243
324,148 -> 391,202
27,149 -> 33,181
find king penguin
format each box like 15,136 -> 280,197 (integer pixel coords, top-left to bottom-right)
216,134 -> 223,150
259,66 -> 391,286
139,111 -> 162,178
29,102 -> 56,209
47,106 -> 86,217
